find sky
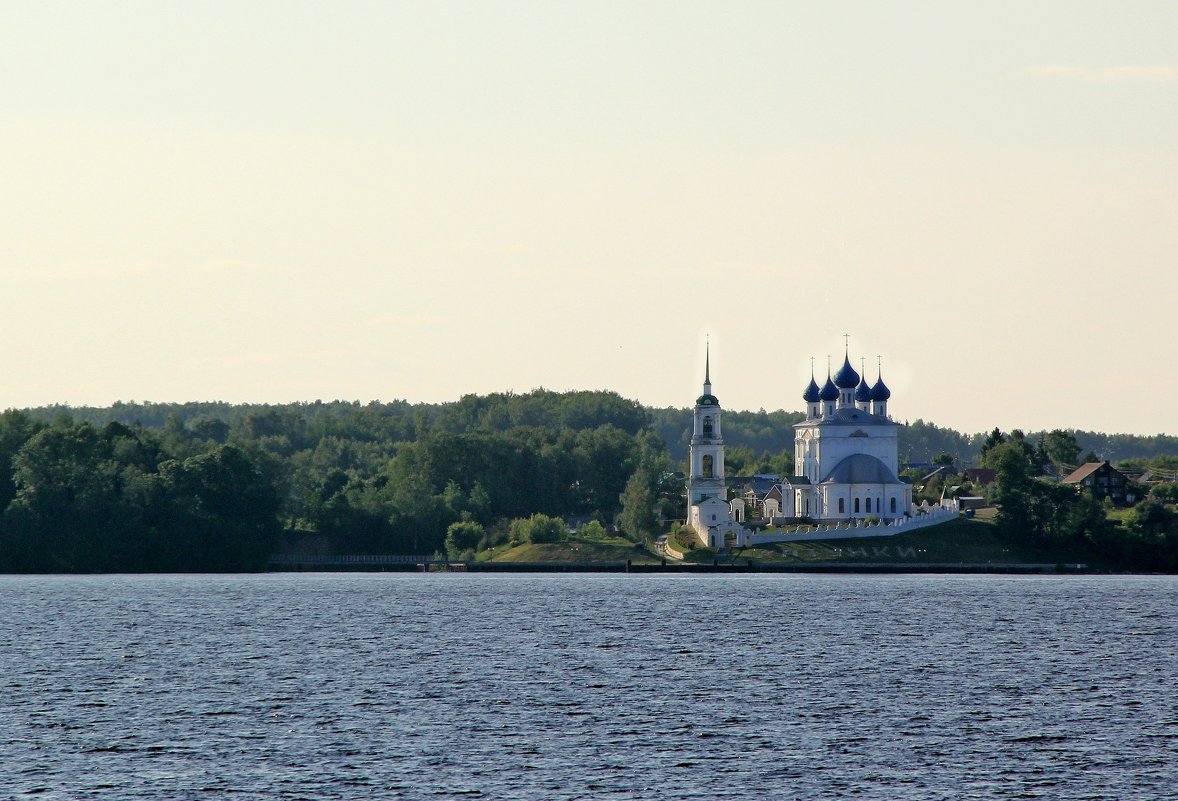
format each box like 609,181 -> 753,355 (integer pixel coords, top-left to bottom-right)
1,1 -> 1176,436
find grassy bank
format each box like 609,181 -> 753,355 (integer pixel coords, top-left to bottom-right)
477,531 -> 660,564
460,510 -> 1104,568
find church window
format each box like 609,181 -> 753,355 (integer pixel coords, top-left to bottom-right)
702,454 -> 713,479
890,497 -> 897,513
703,416 -> 713,436
838,498 -> 845,514
854,498 -> 860,514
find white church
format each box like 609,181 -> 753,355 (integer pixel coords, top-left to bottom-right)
686,343 -> 914,549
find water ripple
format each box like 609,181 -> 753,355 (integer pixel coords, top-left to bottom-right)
0,573 -> 1175,800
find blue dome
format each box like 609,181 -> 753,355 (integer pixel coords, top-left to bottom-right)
833,354 -> 860,389
819,376 -> 839,402
870,377 -> 891,401
803,377 -> 821,403
855,376 -> 872,402
820,453 -> 898,484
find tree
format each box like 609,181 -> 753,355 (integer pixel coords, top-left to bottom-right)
1033,438 -> 1050,473
444,521 -> 485,558
191,418 -> 231,444
568,424 -> 639,516
509,513 -> 567,544
920,474 -> 945,504
1041,429 -> 1081,468
1124,501 -> 1177,537
468,482 -> 491,520
899,419 -> 980,465
1148,482 -> 1178,504
0,410 -> 43,514
979,427 -> 1007,465
618,468 -> 658,542
155,445 -> 281,570
724,446 -> 756,476
580,520 -> 608,539
530,514 -> 568,543
1009,430 -> 1036,464
4,422 -> 135,571
991,441 -> 1034,533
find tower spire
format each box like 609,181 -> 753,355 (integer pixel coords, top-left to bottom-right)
705,336 -> 711,388
696,334 -> 717,405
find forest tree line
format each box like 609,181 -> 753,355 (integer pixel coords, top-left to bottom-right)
35,397 -> 1178,466
0,392 -> 671,571
2,391 -> 1177,571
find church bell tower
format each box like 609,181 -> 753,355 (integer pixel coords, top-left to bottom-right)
687,342 -> 726,511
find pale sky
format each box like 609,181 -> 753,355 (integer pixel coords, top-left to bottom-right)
2,1 -> 1176,436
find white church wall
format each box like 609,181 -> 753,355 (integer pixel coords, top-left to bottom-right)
822,485 -> 851,520
809,482 -> 911,523
747,506 -> 957,546
815,430 -> 899,478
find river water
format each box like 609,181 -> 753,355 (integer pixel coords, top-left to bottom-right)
1,574 -> 1175,800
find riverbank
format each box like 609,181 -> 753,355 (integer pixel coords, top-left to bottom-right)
266,559 -> 1096,574
268,515 -> 1168,573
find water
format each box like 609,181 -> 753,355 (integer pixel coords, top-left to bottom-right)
1,574 -> 1175,800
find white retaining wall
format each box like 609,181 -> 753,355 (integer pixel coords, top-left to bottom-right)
746,506 -> 958,546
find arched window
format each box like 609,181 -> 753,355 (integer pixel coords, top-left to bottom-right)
702,416 -> 713,436
890,497 -> 897,513
854,497 -> 860,514
702,454 -> 713,479
838,498 -> 845,514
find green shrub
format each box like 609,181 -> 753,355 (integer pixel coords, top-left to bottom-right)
579,520 -> 608,540
508,513 -> 569,544
528,513 -> 568,543
445,521 -> 485,557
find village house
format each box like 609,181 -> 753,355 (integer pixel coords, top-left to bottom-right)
1060,461 -> 1139,506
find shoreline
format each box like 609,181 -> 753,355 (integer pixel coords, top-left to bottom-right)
265,560 -> 1105,575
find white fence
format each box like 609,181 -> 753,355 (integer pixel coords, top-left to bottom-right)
745,506 -> 958,546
